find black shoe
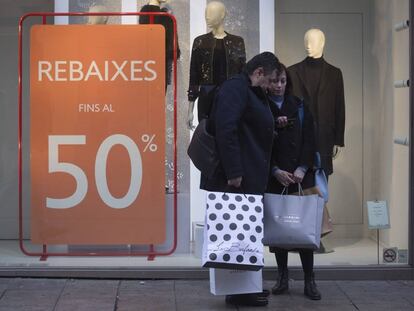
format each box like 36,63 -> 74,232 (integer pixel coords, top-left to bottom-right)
304,274 -> 321,300
257,289 -> 270,298
225,293 -> 268,307
271,269 -> 289,295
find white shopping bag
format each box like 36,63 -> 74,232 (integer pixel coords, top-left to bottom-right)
209,268 -> 263,295
202,191 -> 264,271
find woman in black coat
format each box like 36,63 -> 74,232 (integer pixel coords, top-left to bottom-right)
267,63 -> 322,300
201,52 -> 280,307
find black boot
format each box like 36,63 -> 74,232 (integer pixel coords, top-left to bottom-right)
271,269 -> 289,295
304,273 -> 321,300
225,293 -> 268,307
257,289 -> 270,298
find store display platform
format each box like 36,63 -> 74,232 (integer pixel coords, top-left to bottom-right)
0,237 -> 383,268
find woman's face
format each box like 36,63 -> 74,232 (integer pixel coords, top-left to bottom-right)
269,70 -> 287,96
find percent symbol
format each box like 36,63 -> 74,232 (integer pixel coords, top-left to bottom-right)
141,134 -> 158,152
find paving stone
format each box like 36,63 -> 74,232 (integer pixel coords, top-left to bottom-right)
64,279 -> 118,290
390,281 -> 414,287
338,281 -> 391,288
7,278 -> 66,290
0,289 -> 61,310
0,278 -> 411,310
176,298 -> 235,311
0,287 -> 6,299
117,289 -> 176,311
174,281 -> 242,310
354,303 -> 414,311
293,304 -> 357,311
0,307 -> 54,311
55,280 -> 118,311
403,294 -> 414,305
0,279 -> 12,287
55,298 -> 117,311
62,279 -> 118,297
336,281 -> 407,304
120,280 -> 174,292
174,280 -> 211,296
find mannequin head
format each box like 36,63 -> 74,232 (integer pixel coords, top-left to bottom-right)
87,5 -> 108,25
205,1 -> 226,30
304,28 -> 325,58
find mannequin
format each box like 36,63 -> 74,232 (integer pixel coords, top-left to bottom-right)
139,0 -> 181,88
287,29 -> 345,177
288,29 -> 345,254
187,1 -> 246,129
87,5 -> 108,25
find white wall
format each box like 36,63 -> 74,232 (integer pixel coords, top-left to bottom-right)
370,0 -> 410,249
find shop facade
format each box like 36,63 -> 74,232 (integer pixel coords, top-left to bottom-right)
0,0 -> 413,279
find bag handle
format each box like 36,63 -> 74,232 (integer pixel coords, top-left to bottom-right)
297,183 -> 304,196
222,184 -> 248,199
281,183 -> 304,196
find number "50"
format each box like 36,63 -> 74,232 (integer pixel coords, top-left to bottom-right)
47,135 -> 143,209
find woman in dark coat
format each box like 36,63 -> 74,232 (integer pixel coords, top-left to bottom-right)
267,63 -> 322,300
201,52 -> 280,307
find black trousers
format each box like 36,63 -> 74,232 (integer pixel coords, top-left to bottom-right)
271,247 -> 314,277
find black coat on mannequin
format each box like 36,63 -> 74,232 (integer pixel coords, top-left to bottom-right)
288,57 -> 345,175
139,4 -> 181,86
188,32 -> 246,102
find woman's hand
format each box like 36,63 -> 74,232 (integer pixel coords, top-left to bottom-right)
228,176 -> 242,188
274,169 -> 295,187
293,167 -> 306,183
276,116 -> 289,128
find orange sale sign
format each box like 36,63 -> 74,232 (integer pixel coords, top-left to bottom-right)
30,25 -> 166,245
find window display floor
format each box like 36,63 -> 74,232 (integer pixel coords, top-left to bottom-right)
0,237 -> 396,268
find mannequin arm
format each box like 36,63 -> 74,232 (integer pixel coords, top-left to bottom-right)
187,101 -> 196,130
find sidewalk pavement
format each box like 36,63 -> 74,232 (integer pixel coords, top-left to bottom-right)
0,278 -> 413,311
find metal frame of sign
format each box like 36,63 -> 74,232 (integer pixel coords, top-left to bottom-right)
18,11 -> 178,261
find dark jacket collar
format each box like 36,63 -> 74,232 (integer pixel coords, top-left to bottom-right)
269,95 -> 299,118
295,57 -> 328,98
239,73 -> 268,101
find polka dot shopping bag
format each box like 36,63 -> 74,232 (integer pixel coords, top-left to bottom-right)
202,191 -> 264,271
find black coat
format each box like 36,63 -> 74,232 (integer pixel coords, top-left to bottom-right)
139,5 -> 181,85
267,95 -> 316,194
188,32 -> 246,101
288,58 -> 345,175
200,73 -> 274,195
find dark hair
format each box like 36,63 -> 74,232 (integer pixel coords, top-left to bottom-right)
243,52 -> 280,76
276,62 -> 293,96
